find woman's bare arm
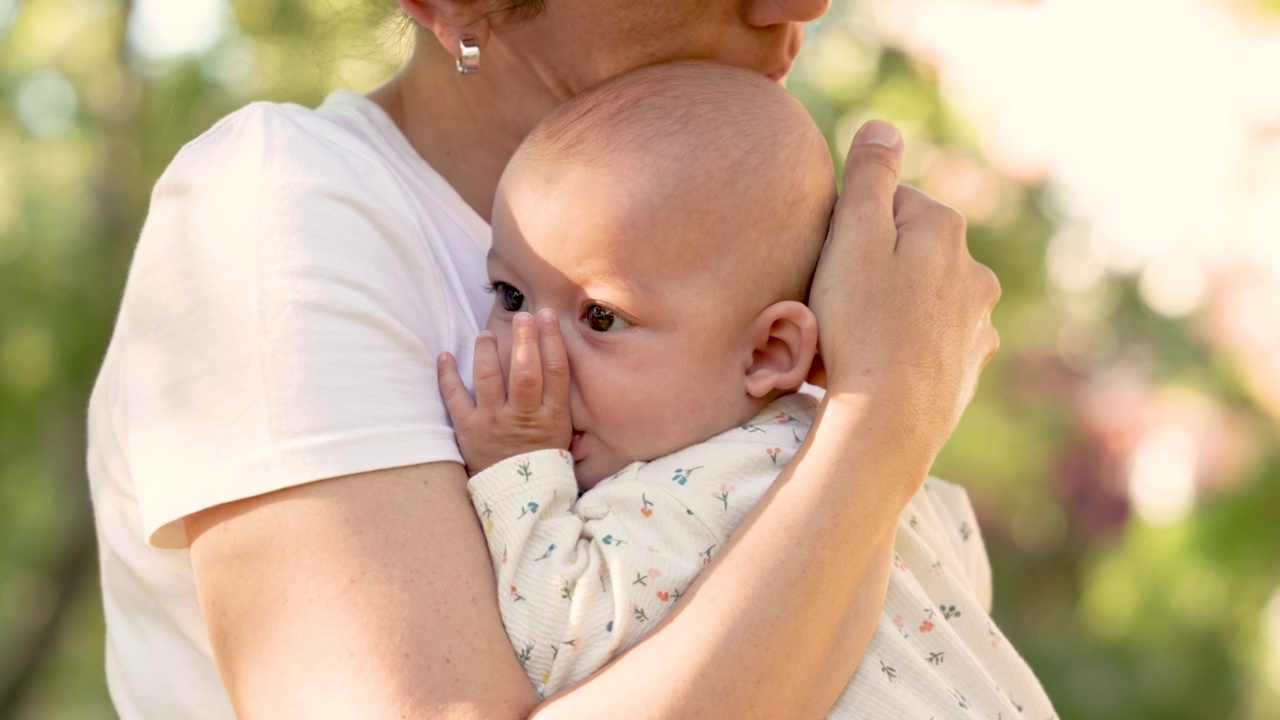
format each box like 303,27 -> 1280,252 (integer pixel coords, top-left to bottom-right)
186,123 -> 997,719
186,427 -> 897,720
186,461 -> 541,719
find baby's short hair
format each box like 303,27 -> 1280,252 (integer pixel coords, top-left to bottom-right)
516,61 -> 836,307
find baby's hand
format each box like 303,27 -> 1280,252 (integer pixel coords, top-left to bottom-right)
437,310 -> 573,476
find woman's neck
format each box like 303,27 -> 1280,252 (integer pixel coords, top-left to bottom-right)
369,38 -> 564,223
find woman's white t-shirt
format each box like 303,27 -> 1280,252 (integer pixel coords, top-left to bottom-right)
86,90 -> 490,718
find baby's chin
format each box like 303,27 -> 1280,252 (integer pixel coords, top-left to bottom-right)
572,442 -> 696,490
573,422 -> 748,490
569,430 -> 634,490
573,459 -> 626,491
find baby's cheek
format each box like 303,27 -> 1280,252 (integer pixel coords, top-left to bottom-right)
630,417 -> 697,463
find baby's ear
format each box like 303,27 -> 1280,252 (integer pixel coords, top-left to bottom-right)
744,301 -> 818,399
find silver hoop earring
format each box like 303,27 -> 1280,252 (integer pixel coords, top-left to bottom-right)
456,38 -> 480,75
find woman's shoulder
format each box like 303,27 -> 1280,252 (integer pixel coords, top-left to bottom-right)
162,95 -> 399,200
184,98 -> 328,151
152,92 -> 486,251
130,92 -> 490,327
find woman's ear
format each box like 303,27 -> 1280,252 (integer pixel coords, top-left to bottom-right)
744,301 -> 819,399
398,0 -> 492,61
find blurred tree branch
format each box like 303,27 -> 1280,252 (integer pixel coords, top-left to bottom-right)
0,521 -> 96,717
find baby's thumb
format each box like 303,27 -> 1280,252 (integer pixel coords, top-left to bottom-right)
836,121 -> 904,243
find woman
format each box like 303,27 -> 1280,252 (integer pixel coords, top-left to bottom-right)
87,0 -> 999,717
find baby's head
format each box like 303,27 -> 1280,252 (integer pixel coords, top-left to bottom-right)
488,61 -> 836,487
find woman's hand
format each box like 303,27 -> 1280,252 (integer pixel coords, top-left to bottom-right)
438,310 -> 573,475
809,120 -> 1001,473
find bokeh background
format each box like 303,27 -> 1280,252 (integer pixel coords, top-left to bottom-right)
2,0 -> 1278,717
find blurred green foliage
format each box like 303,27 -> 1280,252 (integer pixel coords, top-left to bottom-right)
1,1 -> 1277,718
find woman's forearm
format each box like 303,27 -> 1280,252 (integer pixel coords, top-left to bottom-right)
533,394 -> 924,719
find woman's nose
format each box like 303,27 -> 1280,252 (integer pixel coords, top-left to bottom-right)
744,0 -> 830,27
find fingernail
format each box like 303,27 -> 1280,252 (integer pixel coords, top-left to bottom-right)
514,313 -> 532,326
538,308 -> 556,324
853,120 -> 901,148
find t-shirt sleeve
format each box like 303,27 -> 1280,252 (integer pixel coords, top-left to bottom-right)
116,103 -> 477,548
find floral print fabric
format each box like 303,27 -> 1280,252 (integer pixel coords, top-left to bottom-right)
469,393 -> 1055,717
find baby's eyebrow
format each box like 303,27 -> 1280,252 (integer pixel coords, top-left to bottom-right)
567,263 -> 656,299
486,247 -> 517,274
489,244 -> 658,302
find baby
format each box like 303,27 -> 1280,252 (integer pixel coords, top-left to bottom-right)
437,62 -> 1055,718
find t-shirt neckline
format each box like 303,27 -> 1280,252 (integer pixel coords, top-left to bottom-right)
319,89 -> 491,242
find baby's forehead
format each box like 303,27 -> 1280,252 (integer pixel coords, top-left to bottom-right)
507,139 -> 804,274
513,65 -> 825,190
513,151 -> 769,246
499,62 -> 835,310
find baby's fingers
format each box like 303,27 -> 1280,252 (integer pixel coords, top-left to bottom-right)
437,351 -> 476,423
508,313 -> 543,414
471,331 -> 507,410
537,309 -> 570,411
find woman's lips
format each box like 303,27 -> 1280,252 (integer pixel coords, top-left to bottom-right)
569,430 -> 585,457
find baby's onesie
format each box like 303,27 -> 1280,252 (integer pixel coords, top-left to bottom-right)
470,392 -> 1056,717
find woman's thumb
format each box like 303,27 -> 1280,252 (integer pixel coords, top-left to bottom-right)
837,120 -> 904,235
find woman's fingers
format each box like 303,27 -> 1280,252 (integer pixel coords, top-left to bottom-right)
978,260 -> 1002,309
810,120 -> 906,357
835,120 -> 905,252
970,263 -> 1002,396
507,313 -> 543,414
537,309 -> 571,412
809,121 -> 1006,473
893,185 -> 969,261
809,121 -> 906,386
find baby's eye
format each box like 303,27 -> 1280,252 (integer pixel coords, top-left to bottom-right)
489,282 -> 525,312
584,303 -> 630,332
